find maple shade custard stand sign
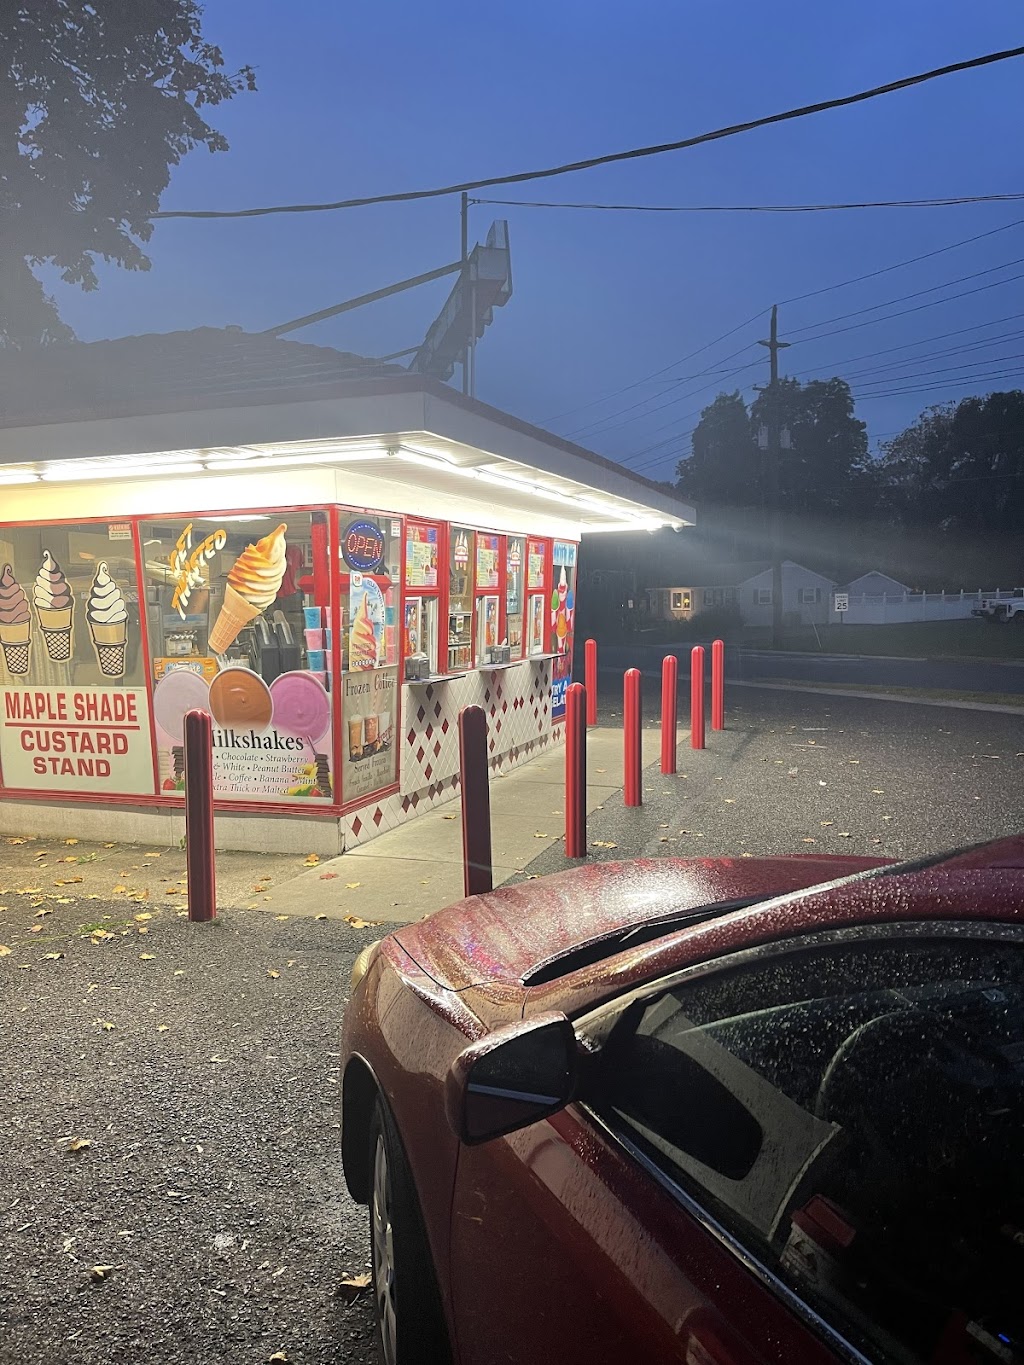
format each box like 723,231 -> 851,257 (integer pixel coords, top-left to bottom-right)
1,687 -> 154,793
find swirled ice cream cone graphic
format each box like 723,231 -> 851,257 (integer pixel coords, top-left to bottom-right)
87,562 -> 129,677
0,564 -> 32,675
349,591 -> 379,669
34,550 -> 75,661
208,523 -> 287,655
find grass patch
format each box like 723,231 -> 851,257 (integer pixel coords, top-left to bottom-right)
744,619 -> 1024,661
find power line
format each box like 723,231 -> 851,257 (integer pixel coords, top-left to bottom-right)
787,269 -> 1024,346
791,312 -> 1024,377
779,217 -> 1024,308
854,369 -> 1024,400
549,221 -> 1024,436
541,308 -> 767,426
471,192 -> 1024,214
786,255 -> 1024,337
827,338 -> 1024,384
151,47 -> 1024,221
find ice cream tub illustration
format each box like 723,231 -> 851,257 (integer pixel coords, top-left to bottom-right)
208,524 -> 288,655
0,564 -> 32,675
87,562 -> 130,677
34,550 -> 75,661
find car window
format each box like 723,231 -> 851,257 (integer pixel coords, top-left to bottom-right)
591,938 -> 1024,1365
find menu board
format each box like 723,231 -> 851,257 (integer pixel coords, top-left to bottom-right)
406,523 -> 438,589
342,664 -> 398,801
506,537 -> 524,655
476,534 -> 499,590
527,539 -> 546,590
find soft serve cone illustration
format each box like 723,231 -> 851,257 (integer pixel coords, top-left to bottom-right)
34,550 -> 75,661
0,564 -> 32,675
87,562 -> 129,677
208,523 -> 288,655
349,589 -> 380,669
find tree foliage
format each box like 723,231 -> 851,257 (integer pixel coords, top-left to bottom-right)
877,390 -> 1024,538
1,0 -> 255,347
676,377 -> 870,517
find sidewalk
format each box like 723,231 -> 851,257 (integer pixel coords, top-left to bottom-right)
265,724 -> 664,922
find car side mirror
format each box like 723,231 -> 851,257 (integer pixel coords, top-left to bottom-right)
445,1012 -> 579,1145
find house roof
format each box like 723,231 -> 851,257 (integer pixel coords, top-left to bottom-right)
0,327 -> 402,431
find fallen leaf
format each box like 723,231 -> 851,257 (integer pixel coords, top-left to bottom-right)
315,914 -> 328,921
269,1352 -> 290,1364
303,854 -> 320,866
267,970 -> 280,979
591,841 -> 618,849
144,852 -> 162,858
344,915 -> 376,929
335,1272 -> 371,1302
29,925 -> 43,934
173,969 -> 185,976
134,912 -> 153,922
871,789 -> 885,795
34,907 -> 52,918
139,953 -> 156,961
6,837 -> 27,845
137,927 -> 149,936
0,945 -> 12,957
67,1137 -> 91,1153
96,1020 -> 115,1031
209,1056 -> 230,1063
90,1265 -> 115,1282
801,838 -> 816,844
42,952 -> 65,961
275,915 -> 290,922
442,814 -> 456,821
319,872 -> 338,881
157,1025 -> 170,1032
112,885 -> 128,894
54,876 -> 84,885
65,839 -> 80,846
533,833 -> 548,839
837,832 -> 852,839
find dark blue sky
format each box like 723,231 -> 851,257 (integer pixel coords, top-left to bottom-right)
49,1 -> 1024,481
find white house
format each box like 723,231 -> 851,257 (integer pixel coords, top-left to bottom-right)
841,570 -> 912,596
740,561 -> 835,627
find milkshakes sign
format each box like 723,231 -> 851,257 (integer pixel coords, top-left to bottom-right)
1,687 -> 154,794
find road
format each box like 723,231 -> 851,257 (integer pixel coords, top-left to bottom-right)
735,648 -> 1024,695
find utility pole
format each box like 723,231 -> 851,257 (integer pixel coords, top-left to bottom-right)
758,304 -> 790,649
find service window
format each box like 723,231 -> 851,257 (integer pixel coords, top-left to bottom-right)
448,526 -> 475,673
404,520 -> 441,677
0,520 -> 153,796
338,509 -> 402,804
592,935 -> 1024,1365
475,531 -> 501,666
505,536 -> 525,659
526,537 -> 548,656
140,510 -> 335,804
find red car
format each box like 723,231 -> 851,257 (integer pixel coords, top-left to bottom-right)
341,837 -> 1024,1365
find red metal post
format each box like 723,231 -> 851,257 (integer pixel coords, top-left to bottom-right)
711,638 -> 725,731
565,682 -> 587,857
184,709 -> 216,922
624,668 -> 642,807
584,639 -> 598,726
458,705 -> 493,897
660,654 -> 678,774
690,645 -> 706,750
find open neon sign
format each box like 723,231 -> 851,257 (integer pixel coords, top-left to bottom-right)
343,519 -> 386,572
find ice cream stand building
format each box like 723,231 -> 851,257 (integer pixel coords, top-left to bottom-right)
0,329 -> 694,854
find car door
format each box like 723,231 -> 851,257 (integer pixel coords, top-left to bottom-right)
448,926 -> 1024,1365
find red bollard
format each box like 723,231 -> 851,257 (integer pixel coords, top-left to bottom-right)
184,708 -> 216,922
624,668 -> 642,807
565,682 -> 587,857
584,639 -> 598,726
660,654 -> 678,774
690,646 -> 706,750
459,705 -> 493,897
711,638 -> 725,731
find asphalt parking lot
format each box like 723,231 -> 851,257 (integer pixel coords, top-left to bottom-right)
2,685 -> 1022,1364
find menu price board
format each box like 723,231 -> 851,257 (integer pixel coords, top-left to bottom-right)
406,524 -> 438,589
527,539 -> 546,590
1,686 -> 155,794
476,534 -> 499,589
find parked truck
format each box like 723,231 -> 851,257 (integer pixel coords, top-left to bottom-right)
973,590 -> 1024,622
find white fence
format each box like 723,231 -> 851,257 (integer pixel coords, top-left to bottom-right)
831,589 -> 1023,624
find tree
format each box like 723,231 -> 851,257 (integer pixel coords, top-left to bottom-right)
676,377 -> 870,518
878,390 -> 1024,538
1,1 -> 255,348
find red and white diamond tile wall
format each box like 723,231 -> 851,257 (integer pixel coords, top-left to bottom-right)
340,660 -> 561,849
